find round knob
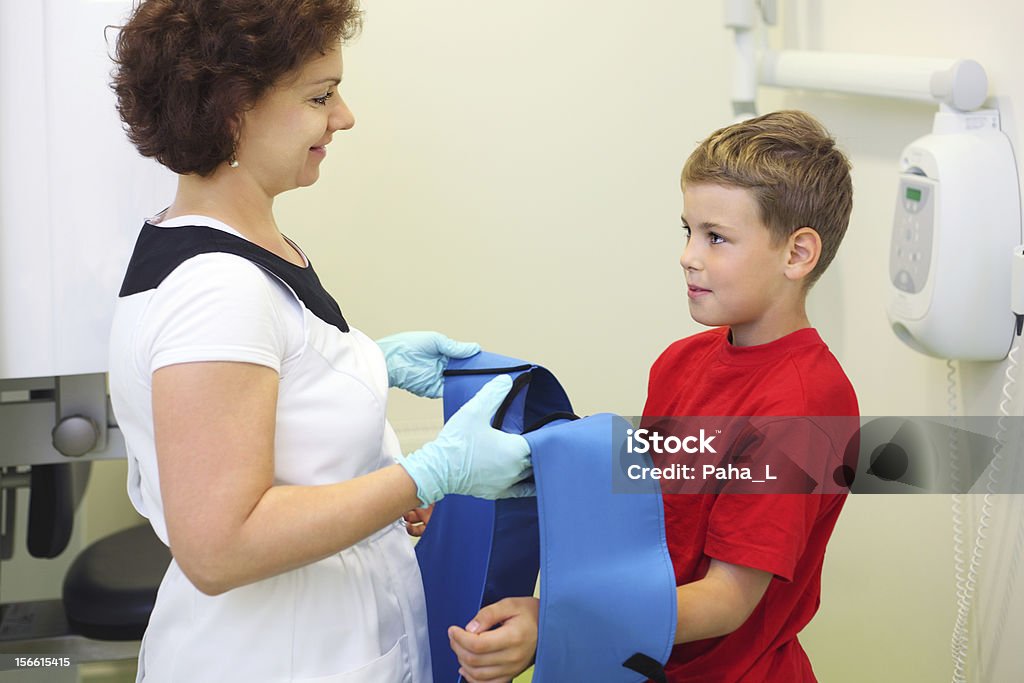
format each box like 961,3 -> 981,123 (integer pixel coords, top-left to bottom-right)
52,415 -> 99,457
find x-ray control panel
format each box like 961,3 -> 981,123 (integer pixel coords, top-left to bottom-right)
886,108 -> 1020,361
890,177 -> 936,294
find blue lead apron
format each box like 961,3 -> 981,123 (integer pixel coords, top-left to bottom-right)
415,352 -> 676,683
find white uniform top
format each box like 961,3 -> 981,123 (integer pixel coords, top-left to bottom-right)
109,215 -> 431,683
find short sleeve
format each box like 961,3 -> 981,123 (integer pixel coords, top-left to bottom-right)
705,493 -> 822,582
139,254 -> 291,374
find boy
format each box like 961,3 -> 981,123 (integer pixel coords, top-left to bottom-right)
450,110 -> 858,683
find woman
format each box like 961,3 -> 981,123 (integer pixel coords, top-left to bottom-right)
108,1 -> 533,681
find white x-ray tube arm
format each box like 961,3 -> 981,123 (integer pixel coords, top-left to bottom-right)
760,50 -> 989,112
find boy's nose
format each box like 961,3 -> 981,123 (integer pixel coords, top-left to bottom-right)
680,241 -> 700,271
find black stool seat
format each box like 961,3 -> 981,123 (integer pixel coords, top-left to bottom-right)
62,523 -> 171,640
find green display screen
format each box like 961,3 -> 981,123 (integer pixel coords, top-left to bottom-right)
906,187 -> 922,202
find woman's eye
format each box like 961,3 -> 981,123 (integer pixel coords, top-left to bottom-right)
312,91 -> 334,106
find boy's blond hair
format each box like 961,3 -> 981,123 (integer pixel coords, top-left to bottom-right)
682,110 -> 853,286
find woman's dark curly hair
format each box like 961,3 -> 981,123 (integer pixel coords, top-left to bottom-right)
112,0 -> 362,176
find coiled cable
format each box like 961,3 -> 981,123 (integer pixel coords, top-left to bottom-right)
949,344 -> 1020,682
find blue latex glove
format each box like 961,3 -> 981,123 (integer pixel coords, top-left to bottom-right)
377,331 -> 481,398
400,375 -> 534,507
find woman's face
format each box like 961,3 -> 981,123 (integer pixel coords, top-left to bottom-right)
235,44 -> 354,195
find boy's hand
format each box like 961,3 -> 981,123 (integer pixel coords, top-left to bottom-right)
448,597 -> 539,683
402,505 -> 433,537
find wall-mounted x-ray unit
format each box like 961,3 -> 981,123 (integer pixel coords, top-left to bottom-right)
724,0 -> 1020,362
0,1 -> 174,463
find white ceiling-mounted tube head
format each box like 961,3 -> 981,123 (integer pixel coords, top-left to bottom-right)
929,59 -> 988,112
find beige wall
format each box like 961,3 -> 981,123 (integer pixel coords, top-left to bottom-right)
269,2 -> 1024,681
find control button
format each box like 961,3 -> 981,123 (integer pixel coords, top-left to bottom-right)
895,270 -> 915,292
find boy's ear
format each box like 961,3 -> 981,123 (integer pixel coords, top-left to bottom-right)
784,227 -> 821,281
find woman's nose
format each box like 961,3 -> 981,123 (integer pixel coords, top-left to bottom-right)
331,96 -> 355,131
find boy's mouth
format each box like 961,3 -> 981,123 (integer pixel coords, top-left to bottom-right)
687,284 -> 711,300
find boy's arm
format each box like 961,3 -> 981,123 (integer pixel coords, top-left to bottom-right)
676,558 -> 772,643
448,558 -> 771,681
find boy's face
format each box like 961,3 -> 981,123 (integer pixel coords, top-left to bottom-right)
680,183 -> 799,346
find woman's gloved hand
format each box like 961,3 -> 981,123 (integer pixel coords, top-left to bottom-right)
377,331 -> 480,398
399,375 -> 533,507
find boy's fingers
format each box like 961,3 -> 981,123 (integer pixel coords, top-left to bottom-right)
447,627 -> 505,665
418,504 -> 434,525
448,625 -> 473,653
449,625 -> 523,663
464,598 -> 518,633
402,504 -> 434,537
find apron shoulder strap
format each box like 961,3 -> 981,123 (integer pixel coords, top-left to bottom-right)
118,222 -> 349,333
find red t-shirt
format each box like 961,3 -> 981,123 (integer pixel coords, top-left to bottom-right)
643,327 -> 858,682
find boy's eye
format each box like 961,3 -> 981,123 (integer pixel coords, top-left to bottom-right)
681,225 -> 691,240
312,90 -> 334,106
709,232 -> 725,244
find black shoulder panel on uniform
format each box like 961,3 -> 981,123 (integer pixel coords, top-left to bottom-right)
118,223 -> 350,333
